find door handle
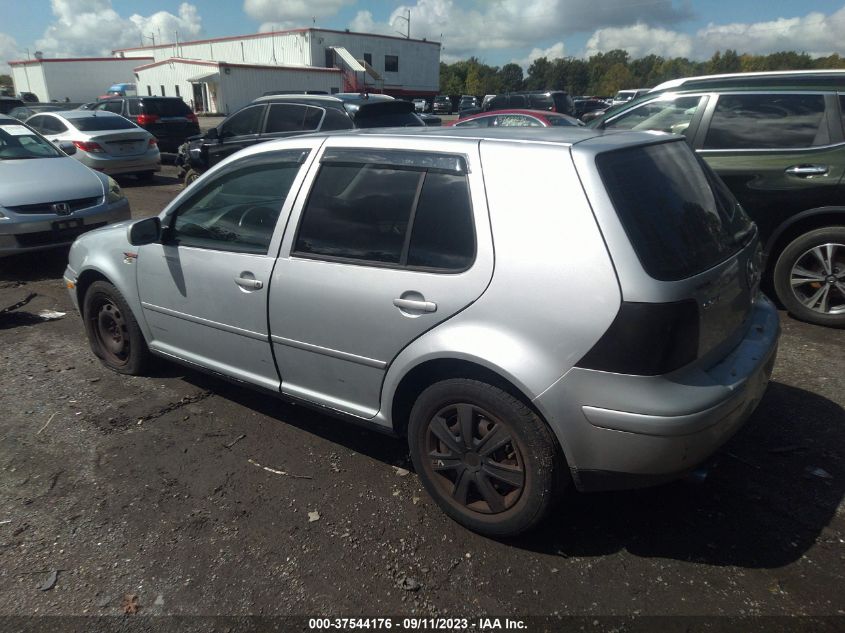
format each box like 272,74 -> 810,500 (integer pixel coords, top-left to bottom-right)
393,298 -> 437,313
235,277 -> 263,290
785,164 -> 828,177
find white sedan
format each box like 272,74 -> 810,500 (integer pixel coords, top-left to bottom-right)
24,110 -> 161,180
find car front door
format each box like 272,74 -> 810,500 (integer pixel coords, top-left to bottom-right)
206,104 -> 267,168
600,93 -> 709,139
694,92 -> 845,242
268,137 -> 494,418
136,145 -> 317,390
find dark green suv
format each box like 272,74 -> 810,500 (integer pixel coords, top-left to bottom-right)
591,72 -> 845,328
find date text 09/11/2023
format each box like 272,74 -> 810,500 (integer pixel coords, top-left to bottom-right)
307,617 -> 528,630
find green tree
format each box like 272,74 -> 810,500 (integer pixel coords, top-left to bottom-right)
526,56 -> 552,90
499,63 -> 524,92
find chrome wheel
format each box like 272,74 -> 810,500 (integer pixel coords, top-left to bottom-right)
790,242 -> 845,315
424,403 -> 525,515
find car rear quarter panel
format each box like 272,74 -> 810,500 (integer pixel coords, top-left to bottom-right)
377,139 -> 621,449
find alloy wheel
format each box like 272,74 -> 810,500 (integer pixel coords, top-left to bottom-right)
789,242 -> 845,315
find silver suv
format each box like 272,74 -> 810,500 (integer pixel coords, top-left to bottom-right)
64,128 -> 780,536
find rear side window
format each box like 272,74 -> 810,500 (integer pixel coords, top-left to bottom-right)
102,101 -> 123,114
141,98 -> 191,116
294,152 -> 474,271
265,104 -> 310,133
704,93 -> 828,149
597,141 -> 752,281
319,107 -> 354,131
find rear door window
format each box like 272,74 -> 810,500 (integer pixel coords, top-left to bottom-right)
596,141 -> 753,281
264,104 -> 310,133
102,101 -> 123,114
704,93 -> 828,149
294,151 -> 474,271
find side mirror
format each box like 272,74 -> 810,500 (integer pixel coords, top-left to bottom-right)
58,141 -> 76,155
205,127 -> 219,140
128,216 -> 161,246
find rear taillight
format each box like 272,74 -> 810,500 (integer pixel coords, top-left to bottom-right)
576,300 -> 700,375
136,114 -> 160,125
73,140 -> 104,153
186,112 -> 198,123
148,137 -> 158,147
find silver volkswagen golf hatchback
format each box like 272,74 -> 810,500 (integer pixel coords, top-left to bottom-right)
65,128 -> 780,536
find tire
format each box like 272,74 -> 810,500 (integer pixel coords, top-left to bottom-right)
773,226 -> 845,328
183,169 -> 200,187
408,379 -> 566,537
82,281 -> 151,375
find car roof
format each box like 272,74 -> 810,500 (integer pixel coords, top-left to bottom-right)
651,70 -> 845,92
253,93 -> 344,105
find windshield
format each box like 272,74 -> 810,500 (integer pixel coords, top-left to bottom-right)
141,99 -> 191,116
0,124 -> 62,160
597,141 -> 753,281
71,116 -> 138,131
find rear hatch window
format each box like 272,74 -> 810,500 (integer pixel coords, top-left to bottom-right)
141,99 -> 191,117
596,141 -> 753,281
71,117 -> 137,131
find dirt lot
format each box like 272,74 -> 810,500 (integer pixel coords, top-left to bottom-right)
0,166 -> 844,623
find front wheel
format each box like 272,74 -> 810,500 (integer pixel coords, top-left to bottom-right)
408,379 -> 566,537
82,281 -> 151,375
183,168 -> 201,187
773,226 -> 845,328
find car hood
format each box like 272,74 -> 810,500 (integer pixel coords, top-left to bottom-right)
0,156 -> 104,207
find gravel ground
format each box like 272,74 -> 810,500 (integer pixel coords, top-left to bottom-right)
0,167 -> 843,623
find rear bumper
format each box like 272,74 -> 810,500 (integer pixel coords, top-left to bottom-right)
0,199 -> 131,257
76,149 -> 161,175
535,294 -> 780,491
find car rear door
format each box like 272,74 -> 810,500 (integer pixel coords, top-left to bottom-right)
136,145 -> 317,390
693,91 -> 845,242
267,136 -> 494,418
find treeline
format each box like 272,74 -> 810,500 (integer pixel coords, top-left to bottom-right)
440,49 -> 845,97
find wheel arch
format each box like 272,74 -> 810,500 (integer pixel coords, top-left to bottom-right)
75,268 -> 112,313
764,207 -> 845,271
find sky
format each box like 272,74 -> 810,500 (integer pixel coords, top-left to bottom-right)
3,0 -> 845,74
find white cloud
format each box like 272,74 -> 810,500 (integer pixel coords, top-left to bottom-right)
348,0 -> 691,59
33,0 -> 202,58
0,33 -> 22,74
514,42 -> 566,71
583,5 -> 845,60
244,0 -> 353,23
585,23 -> 693,59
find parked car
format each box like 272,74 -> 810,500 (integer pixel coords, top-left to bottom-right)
591,72 -> 845,327
26,110 -> 161,180
176,94 -> 427,186
611,88 -> 650,106
484,90 -> 575,116
92,96 -> 200,153
432,95 -> 453,114
0,114 -> 130,256
573,98 -> 610,120
459,95 -> 480,111
0,97 -> 25,115
8,103 -> 80,121
412,98 -> 428,112
450,109 -> 582,128
65,126 -> 779,536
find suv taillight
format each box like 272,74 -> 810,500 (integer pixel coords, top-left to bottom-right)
186,112 -> 198,123
575,300 -> 700,375
136,114 -> 160,125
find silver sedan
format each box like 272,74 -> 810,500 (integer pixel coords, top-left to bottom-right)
24,110 -> 161,180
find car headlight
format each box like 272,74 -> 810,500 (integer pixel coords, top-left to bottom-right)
106,176 -> 124,203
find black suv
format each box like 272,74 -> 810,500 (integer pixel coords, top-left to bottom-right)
0,97 -> 24,115
485,90 -> 575,116
176,94 -> 425,185
592,72 -> 845,327
93,96 -> 200,152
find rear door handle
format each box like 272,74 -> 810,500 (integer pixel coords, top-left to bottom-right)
393,298 -> 437,313
235,277 -> 263,290
785,164 -> 828,177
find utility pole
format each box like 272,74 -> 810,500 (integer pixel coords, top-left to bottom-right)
393,9 -> 410,39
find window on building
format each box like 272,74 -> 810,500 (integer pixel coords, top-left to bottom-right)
384,55 -> 399,72
363,53 -> 372,66
175,85 -> 180,98
160,85 -> 166,96
147,85 -> 152,96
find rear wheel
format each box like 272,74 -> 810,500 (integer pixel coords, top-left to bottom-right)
83,281 -> 151,375
773,226 -> 845,328
408,379 -> 566,537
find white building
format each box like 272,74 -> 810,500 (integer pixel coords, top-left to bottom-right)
134,59 -> 342,114
9,57 -> 152,102
114,27 -> 440,106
